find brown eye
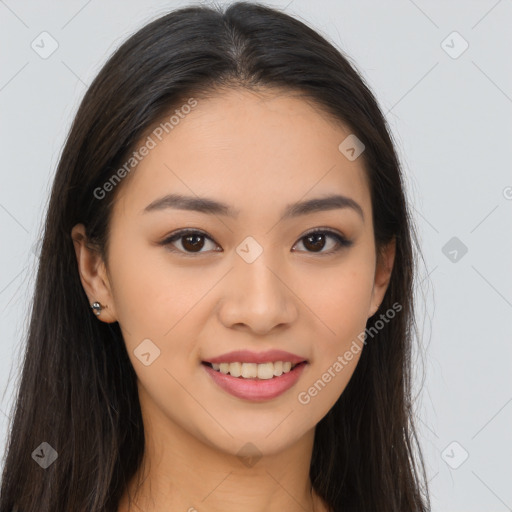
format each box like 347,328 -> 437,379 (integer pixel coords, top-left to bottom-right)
181,233 -> 206,252
160,228 -> 352,257
293,229 -> 352,255
303,232 -> 327,252
161,230 -> 221,254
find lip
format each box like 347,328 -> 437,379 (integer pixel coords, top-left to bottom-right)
202,349 -> 308,365
202,361 -> 308,401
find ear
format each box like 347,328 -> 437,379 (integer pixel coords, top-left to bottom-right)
71,223 -> 118,323
368,237 -> 396,318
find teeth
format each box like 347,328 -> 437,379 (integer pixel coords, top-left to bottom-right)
242,363 -> 258,378
257,362 -> 273,379
228,362 -> 241,377
210,361 -> 299,379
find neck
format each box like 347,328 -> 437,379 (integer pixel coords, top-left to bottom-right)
117,400 -> 327,512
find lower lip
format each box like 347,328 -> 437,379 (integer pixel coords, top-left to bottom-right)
202,362 -> 308,402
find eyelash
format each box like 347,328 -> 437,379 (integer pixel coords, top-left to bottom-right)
160,227 -> 353,257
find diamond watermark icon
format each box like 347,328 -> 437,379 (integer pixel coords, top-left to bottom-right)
338,134 -> 365,161
237,442 -> 263,468
441,441 -> 469,469
31,31 -> 59,59
236,236 -> 263,264
442,236 -> 468,263
32,441 -> 58,469
134,338 -> 161,366
441,31 -> 469,59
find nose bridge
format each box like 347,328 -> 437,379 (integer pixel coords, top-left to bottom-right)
219,239 -> 296,332
236,244 -> 285,306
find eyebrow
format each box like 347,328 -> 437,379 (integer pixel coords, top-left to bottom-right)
143,193 -> 364,222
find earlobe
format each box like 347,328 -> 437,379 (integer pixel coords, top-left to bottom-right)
71,223 -> 118,323
368,237 -> 396,318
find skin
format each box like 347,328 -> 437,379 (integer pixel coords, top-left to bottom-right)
72,87 -> 395,512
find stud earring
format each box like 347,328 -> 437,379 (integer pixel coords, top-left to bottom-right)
91,301 -> 102,316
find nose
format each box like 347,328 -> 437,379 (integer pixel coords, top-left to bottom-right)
217,252 -> 298,335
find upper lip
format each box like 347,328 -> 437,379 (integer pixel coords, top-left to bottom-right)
203,349 -> 308,365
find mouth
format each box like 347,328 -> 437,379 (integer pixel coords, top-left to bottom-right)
201,359 -> 309,401
201,360 -> 308,380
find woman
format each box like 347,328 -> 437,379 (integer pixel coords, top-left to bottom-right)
0,2 -> 430,511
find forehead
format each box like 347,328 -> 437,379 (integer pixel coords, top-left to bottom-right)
113,87 -> 371,220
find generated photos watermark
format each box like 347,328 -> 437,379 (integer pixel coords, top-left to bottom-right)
297,301 -> 402,405
93,97 -> 198,200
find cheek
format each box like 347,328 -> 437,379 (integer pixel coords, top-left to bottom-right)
106,235 -> 177,339
109,256 -> 225,417
107,241 -> 206,404
298,253 -> 374,405
301,259 -> 375,341
109,250 -> 152,322
296,265 -> 371,415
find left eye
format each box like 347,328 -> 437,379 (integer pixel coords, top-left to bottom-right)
161,228 -> 352,255
293,228 -> 352,254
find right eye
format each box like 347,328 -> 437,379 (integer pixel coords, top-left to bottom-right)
160,229 -> 222,255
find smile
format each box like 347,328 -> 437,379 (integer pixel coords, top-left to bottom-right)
201,361 -> 308,401
203,360 -> 302,379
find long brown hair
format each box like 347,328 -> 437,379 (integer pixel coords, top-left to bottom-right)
0,2 -> 430,511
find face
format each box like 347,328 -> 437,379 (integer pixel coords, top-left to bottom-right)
73,87 -> 394,459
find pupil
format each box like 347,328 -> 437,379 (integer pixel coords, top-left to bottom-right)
304,233 -> 325,252
183,234 -> 204,252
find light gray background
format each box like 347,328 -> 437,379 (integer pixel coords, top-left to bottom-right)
1,1 -> 511,510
